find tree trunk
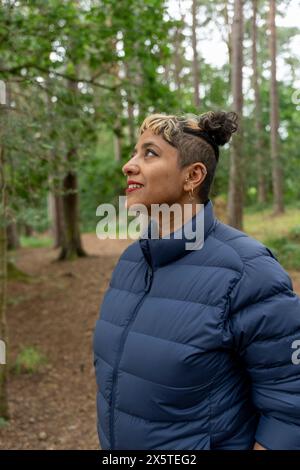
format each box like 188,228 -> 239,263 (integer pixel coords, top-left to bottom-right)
252,0 -> 267,204
113,72 -> 122,161
58,77 -> 86,261
24,224 -> 33,237
163,63 -> 170,84
45,78 -> 65,249
269,0 -> 284,214
124,60 -> 136,148
0,117 -> 9,420
228,0 -> 244,230
59,164 -> 86,260
6,221 -> 20,250
173,8 -> 185,94
126,99 -> 135,149
192,0 -> 200,109
109,35 -> 124,161
225,1 -> 233,64
112,93 -> 122,164
48,191 -> 65,248
221,0 -> 233,82
113,132 -> 122,163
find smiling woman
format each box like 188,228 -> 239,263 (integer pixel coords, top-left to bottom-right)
122,111 -> 237,236
93,110 -> 300,451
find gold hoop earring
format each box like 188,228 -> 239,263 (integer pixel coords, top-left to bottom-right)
188,186 -> 194,201
185,176 -> 194,201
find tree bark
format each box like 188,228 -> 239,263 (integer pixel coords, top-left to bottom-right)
219,0 -> 232,82
58,79 -> 86,260
48,191 -> 65,248
112,67 -> 122,162
124,60 -> 136,148
24,224 -> 33,237
173,7 -> 185,94
6,221 -> 20,250
252,0 -> 267,204
224,0 -> 233,65
0,101 -> 9,420
228,0 -> 244,230
59,164 -> 86,260
45,78 -> 65,249
192,0 -> 200,109
113,130 -> 122,163
269,0 -> 284,214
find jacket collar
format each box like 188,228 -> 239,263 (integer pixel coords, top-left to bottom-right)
138,199 -> 216,269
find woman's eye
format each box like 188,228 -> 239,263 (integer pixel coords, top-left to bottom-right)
130,148 -> 157,159
145,148 -> 157,157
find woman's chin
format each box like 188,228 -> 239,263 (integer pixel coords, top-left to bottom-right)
125,195 -> 147,211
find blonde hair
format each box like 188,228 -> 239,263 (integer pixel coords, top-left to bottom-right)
138,113 -> 200,144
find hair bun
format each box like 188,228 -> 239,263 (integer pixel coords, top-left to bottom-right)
197,111 -> 238,146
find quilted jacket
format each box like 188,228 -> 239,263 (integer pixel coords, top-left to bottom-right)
93,199 -> 300,450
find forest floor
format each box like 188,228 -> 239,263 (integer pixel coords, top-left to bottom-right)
0,234 -> 300,450
0,235 -> 131,450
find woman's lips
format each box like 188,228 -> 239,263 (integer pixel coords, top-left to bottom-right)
126,186 -> 144,193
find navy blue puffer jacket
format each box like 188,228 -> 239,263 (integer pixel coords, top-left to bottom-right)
93,199 -> 300,450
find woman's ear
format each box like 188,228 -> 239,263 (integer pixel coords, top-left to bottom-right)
190,163 -> 207,189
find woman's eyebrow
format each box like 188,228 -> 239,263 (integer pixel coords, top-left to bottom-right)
133,141 -> 161,151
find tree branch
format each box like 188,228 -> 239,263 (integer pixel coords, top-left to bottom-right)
0,64 -> 120,91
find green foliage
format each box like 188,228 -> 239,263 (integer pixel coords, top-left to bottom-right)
7,261 -> 31,282
0,0 -> 299,238
18,206 -> 50,234
13,347 -> 47,375
263,225 -> 300,271
1,0 -> 179,236
244,205 -> 300,241
20,236 -> 52,248
0,417 -> 8,429
289,226 -> 300,242
79,128 -> 125,231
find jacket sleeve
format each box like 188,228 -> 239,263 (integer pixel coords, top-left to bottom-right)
222,250 -> 300,450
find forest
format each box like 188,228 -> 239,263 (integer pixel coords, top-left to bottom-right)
0,0 -> 299,450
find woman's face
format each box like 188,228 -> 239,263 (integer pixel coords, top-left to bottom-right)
122,129 -> 191,211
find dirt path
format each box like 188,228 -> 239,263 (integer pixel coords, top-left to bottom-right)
0,234 -> 299,449
0,235 -> 131,450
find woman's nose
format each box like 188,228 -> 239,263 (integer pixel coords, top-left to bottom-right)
122,161 -> 139,176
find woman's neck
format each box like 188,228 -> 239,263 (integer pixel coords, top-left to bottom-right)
154,200 -> 204,239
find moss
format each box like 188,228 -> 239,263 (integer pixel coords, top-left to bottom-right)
12,347 -> 47,375
7,261 -> 31,282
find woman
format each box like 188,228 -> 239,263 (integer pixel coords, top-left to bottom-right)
93,111 -> 300,450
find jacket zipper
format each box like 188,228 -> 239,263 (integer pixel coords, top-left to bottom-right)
109,265 -> 153,449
